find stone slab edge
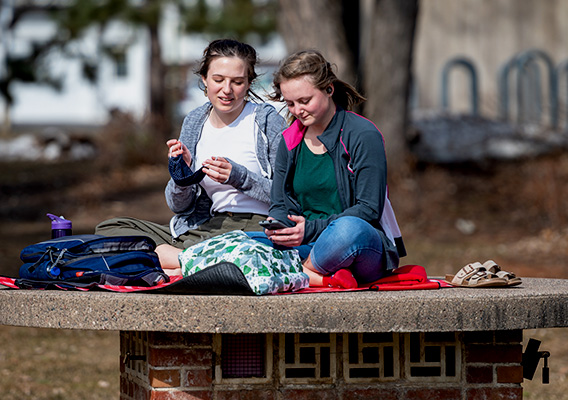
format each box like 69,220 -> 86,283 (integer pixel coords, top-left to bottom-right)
1,278 -> 567,333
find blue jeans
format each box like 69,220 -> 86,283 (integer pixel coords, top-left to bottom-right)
246,216 -> 386,283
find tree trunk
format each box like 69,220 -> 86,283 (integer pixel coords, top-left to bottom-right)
276,0 -> 418,174
276,0 -> 357,84
361,0 -> 418,175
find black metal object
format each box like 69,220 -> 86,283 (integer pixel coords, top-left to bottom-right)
522,338 -> 550,384
440,57 -> 479,116
123,352 -> 146,364
498,49 -> 558,128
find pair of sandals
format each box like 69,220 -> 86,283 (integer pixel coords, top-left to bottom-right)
445,260 -> 522,288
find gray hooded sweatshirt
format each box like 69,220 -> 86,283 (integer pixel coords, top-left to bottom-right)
165,102 -> 286,238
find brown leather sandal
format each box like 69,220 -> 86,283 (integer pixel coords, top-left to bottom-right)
445,262 -> 508,288
482,260 -> 522,287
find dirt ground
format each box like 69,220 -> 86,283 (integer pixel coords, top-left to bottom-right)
1,153 -> 568,399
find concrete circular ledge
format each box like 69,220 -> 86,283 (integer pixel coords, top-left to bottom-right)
1,278 -> 567,333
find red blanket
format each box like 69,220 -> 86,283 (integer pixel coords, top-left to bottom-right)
0,264 -> 450,294
291,264 -> 451,293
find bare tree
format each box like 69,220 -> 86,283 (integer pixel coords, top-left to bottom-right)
361,0 -> 418,174
276,0 -> 357,84
275,0 -> 418,174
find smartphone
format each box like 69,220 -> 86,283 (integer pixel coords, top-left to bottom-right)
258,220 -> 289,230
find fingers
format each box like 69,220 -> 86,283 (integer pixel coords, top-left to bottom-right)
270,234 -> 302,247
287,214 -> 305,224
203,166 -> 229,183
203,156 -> 228,167
267,224 -> 303,247
267,214 -> 305,247
167,139 -> 183,158
203,156 -> 232,183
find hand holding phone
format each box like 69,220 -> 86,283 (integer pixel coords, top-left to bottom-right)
258,220 -> 289,230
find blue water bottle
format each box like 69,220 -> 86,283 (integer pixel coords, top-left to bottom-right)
47,213 -> 73,239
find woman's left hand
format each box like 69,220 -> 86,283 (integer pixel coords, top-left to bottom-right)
267,215 -> 305,247
203,156 -> 232,183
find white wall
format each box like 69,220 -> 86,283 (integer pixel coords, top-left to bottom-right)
1,13 -> 150,126
413,0 -> 568,124
0,5 -> 287,128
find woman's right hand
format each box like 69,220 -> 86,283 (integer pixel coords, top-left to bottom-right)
166,139 -> 192,167
267,215 -> 306,247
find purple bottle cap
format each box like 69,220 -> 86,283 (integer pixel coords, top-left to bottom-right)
47,213 -> 72,230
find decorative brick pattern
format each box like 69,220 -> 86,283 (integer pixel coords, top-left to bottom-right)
405,331 -> 461,382
122,331 -> 148,377
343,332 -> 400,382
279,333 -> 336,384
120,329 -> 524,400
120,331 -> 149,400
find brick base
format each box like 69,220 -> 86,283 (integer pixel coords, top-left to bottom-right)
119,330 -> 523,400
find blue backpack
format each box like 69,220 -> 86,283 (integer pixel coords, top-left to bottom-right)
19,234 -> 168,288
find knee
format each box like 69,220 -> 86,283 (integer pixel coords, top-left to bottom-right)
156,244 -> 183,271
327,217 -> 378,244
330,216 -> 368,230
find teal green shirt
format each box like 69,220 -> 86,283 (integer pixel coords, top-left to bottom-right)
292,140 -> 343,220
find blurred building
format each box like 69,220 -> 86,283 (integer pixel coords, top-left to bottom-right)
4,1 -> 566,132
0,1 -> 285,129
